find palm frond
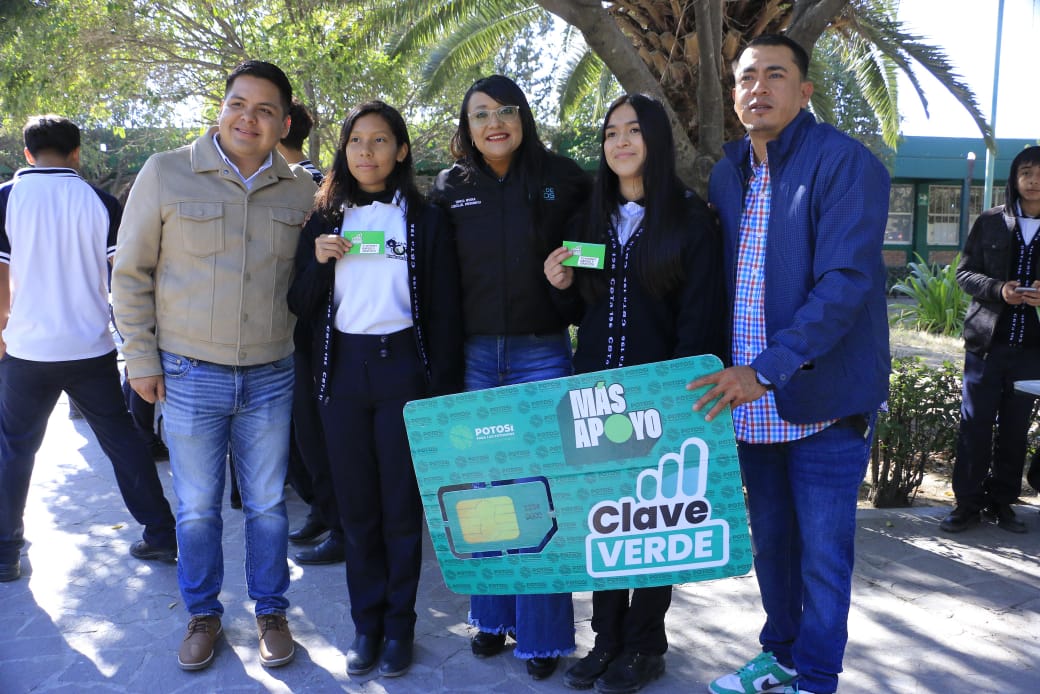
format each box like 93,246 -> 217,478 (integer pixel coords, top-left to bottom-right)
805,53 -> 835,125
374,0 -> 532,57
558,49 -> 605,121
420,8 -> 543,96
838,33 -> 900,147
846,5 -> 994,149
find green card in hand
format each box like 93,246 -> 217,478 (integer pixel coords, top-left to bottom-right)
343,230 -> 385,254
561,241 -> 605,270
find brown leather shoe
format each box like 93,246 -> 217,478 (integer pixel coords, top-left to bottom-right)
258,614 -> 295,667
178,615 -> 222,671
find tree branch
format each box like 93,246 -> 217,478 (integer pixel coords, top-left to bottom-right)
535,0 -> 702,189
787,0 -> 850,57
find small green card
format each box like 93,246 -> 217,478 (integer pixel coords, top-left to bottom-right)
343,230 -> 385,254
561,241 -> 606,270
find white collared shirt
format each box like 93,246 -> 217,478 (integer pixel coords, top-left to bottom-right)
212,134 -> 273,190
613,200 -> 645,246
333,193 -> 413,335
1017,201 -> 1040,245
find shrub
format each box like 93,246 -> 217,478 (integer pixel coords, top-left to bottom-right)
890,253 -> 970,337
869,357 -> 961,507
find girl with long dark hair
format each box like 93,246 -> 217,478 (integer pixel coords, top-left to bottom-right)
544,94 -> 725,694
431,74 -> 592,681
289,100 -> 462,679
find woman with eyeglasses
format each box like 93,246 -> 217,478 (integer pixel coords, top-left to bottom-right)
431,74 -> 592,681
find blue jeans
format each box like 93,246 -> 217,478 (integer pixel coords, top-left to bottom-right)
738,417 -> 874,694
160,352 -> 294,617
464,333 -> 576,659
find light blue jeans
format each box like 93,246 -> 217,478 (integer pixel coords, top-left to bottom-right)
464,333 -> 576,659
738,416 -> 875,694
160,351 -> 293,617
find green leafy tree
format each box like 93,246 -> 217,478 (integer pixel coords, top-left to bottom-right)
370,0 -> 994,191
0,1 -> 436,177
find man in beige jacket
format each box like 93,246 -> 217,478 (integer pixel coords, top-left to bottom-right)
112,60 -> 316,672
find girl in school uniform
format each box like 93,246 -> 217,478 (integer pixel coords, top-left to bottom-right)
288,100 -> 463,679
544,93 -> 726,694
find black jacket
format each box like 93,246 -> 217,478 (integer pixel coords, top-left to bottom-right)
430,154 -> 592,336
571,192 -> 727,373
958,205 -> 1039,354
287,200 -> 464,401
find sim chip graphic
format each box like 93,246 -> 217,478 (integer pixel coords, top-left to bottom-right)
438,477 -> 558,559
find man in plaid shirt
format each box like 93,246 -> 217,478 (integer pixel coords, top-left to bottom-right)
689,34 -> 890,694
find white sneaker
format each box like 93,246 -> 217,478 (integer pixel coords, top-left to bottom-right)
708,651 -> 797,694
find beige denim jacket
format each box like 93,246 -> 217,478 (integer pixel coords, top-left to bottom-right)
112,128 -> 316,378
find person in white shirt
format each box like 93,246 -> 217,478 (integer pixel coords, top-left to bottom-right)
288,100 -> 463,678
0,115 -> 176,584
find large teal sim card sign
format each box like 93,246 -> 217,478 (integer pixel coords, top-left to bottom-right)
403,355 -> 752,595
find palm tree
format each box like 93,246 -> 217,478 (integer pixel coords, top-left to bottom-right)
368,0 -> 992,191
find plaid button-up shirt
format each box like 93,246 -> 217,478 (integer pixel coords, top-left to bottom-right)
731,154 -> 832,444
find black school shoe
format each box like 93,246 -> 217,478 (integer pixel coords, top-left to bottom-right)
984,503 -> 1028,533
939,505 -> 981,533
129,539 -> 177,563
564,648 -> 617,689
594,652 -> 665,694
294,535 -> 346,564
471,631 -> 507,657
527,656 -> 559,680
346,634 -> 382,675
288,518 -> 327,544
379,638 -> 413,677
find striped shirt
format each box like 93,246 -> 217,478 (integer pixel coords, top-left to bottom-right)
730,153 -> 832,444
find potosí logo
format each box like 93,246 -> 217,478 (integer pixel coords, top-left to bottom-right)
448,422 -> 517,450
585,437 -> 730,577
557,381 -> 662,465
474,423 -> 515,441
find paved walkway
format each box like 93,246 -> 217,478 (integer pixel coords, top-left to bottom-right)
2,397 -> 1038,693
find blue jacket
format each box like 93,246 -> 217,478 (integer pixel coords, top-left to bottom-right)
708,109 -> 891,424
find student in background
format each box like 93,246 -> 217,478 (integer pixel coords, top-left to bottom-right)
277,97 -> 345,565
1,115 -> 177,584
941,145 -> 1040,534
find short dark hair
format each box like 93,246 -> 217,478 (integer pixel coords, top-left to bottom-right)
281,98 -> 314,150
736,34 -> 811,80
225,60 -> 293,115
23,115 -> 80,157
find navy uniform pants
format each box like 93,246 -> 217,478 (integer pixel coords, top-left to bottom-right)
319,328 -> 425,640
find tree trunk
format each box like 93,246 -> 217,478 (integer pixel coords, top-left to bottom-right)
536,0 -> 702,189
536,0 -> 855,193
